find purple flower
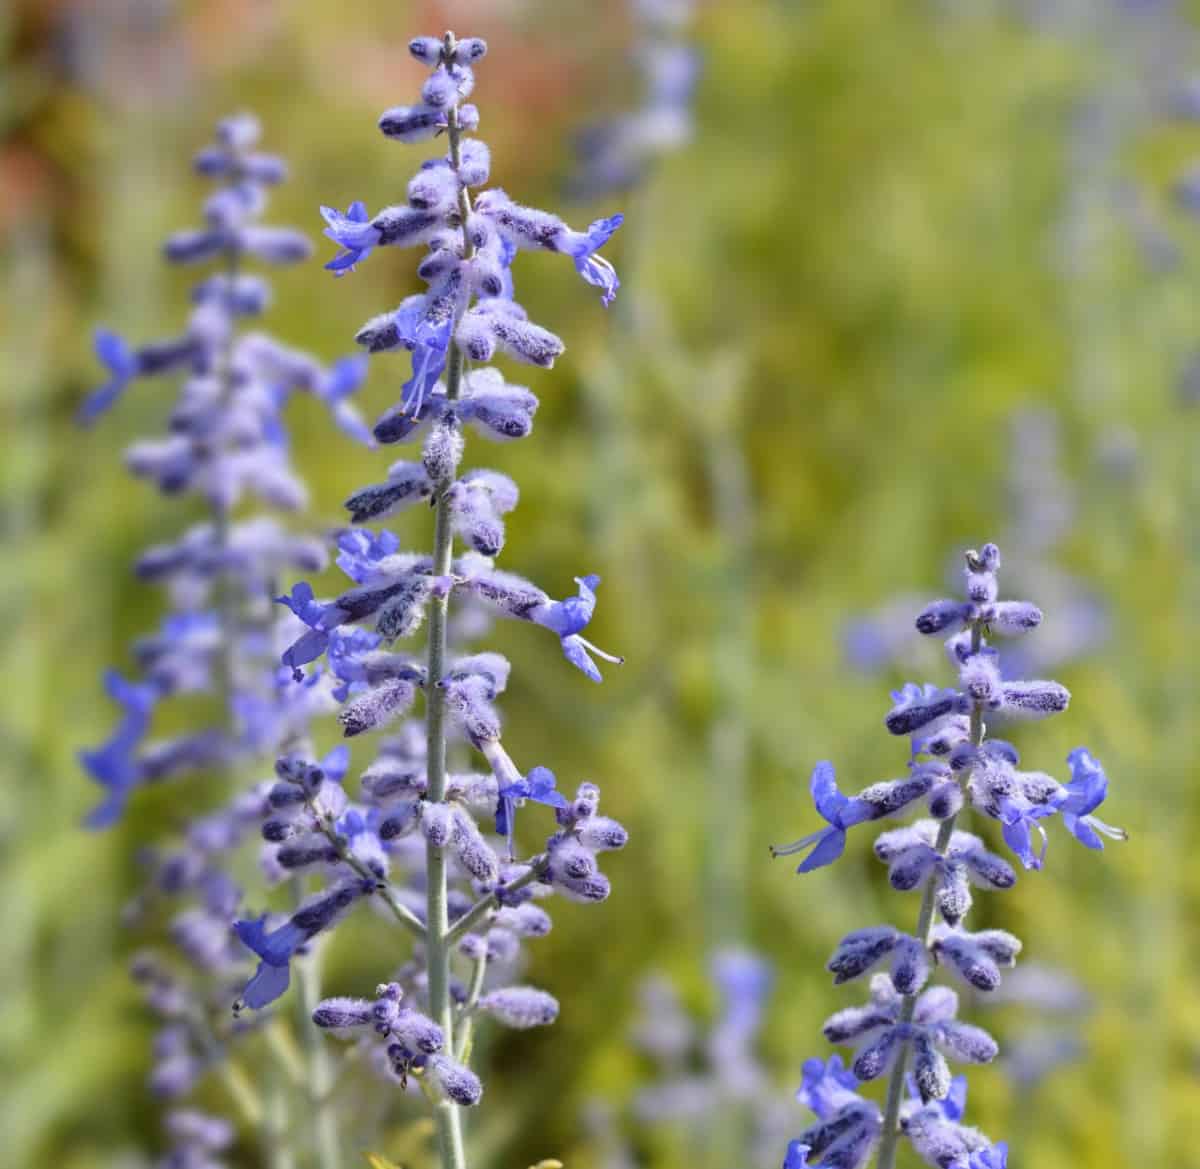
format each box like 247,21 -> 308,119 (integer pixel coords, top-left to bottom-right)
277,582 -> 342,679
235,878 -> 371,1009
961,1145 -> 1008,1169
770,762 -> 874,872
796,1054 -> 861,1120
495,764 -> 568,854
233,913 -> 306,1008
1061,748 -> 1126,849
326,627 -> 386,700
316,355 -> 373,445
78,328 -> 139,425
563,214 -> 624,305
334,527 -> 402,583
787,1054 -> 881,1169
80,669 -> 159,828
320,201 -> 376,273
530,574 -> 623,682
998,800 -> 1061,870
394,276 -> 460,415
783,1142 -> 811,1169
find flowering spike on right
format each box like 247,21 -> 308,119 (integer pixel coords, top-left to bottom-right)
774,544 -> 1124,1169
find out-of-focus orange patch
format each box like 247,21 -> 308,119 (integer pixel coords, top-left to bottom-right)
0,144 -> 58,235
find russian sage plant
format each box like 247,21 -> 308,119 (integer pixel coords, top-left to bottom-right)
773,544 -> 1125,1169
78,112 -> 371,826
77,114 -> 372,1165
233,29 -> 627,1169
570,0 -> 700,199
594,950 -> 790,1167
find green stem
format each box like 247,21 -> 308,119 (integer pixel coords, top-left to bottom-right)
874,619 -> 984,1169
186,1006 -> 264,1128
311,812 -> 427,937
265,1068 -> 295,1169
454,951 -> 489,1062
217,1060 -> 265,1130
443,855 -> 549,946
424,35 -> 473,1169
212,245 -> 241,727
296,937 -> 341,1169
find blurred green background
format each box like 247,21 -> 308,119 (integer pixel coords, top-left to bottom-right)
3,0 -> 1200,1166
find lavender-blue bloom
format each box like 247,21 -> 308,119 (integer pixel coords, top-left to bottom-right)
1062,748 -> 1128,850
785,1055 -> 881,1169
494,764 -> 569,854
79,328 -> 141,424
79,669 -> 159,828
770,761 -> 939,873
235,878 -> 373,1009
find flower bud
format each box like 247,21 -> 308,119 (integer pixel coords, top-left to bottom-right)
1000,680 -> 1070,718
478,986 -> 559,1028
826,927 -> 898,984
852,1027 -> 902,1081
426,1054 -> 483,1106
379,103 -> 442,142
986,601 -> 1043,635
338,678 -> 418,736
577,816 -> 628,852
408,37 -> 442,64
423,415 -> 464,483
312,996 -> 374,1033
915,600 -> 971,635
935,1021 -> 998,1065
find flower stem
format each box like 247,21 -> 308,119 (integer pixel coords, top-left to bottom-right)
874,620 -> 984,1169
212,245 -> 242,733
296,936 -> 341,1169
444,854 -> 549,946
454,950 -> 489,1063
425,41 -> 472,1169
312,811 -> 427,937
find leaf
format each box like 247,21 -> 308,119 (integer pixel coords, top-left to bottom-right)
365,1154 -> 403,1169
528,1161 -> 565,1169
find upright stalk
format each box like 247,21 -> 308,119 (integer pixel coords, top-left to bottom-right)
297,939 -> 341,1169
424,56 -> 472,1169
874,621 -> 984,1169
265,1070 -> 296,1169
212,247 -> 242,723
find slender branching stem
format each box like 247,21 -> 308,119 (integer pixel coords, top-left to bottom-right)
874,619 -> 984,1169
217,1060 -> 265,1129
263,1018 -> 306,1089
212,246 -> 242,725
185,1006 -> 264,1128
454,951 -> 489,1062
311,811 -> 427,937
296,935 -> 342,1169
265,1068 -> 296,1169
444,855 -> 549,947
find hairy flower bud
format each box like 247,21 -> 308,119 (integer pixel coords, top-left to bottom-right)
426,1054 -> 483,1106
478,986 -> 559,1028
